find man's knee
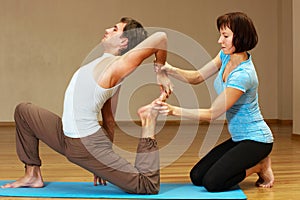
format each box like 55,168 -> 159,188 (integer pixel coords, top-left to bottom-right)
14,102 -> 31,120
135,181 -> 160,195
148,186 -> 160,195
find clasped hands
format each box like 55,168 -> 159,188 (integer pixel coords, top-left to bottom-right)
154,62 -> 173,101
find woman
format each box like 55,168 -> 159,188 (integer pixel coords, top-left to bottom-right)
155,12 -> 274,192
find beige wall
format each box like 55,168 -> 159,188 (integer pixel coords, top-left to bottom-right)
293,0 -> 300,134
0,0 -> 293,122
278,0 -> 293,120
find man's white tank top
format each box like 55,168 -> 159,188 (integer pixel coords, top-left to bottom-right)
62,53 -> 120,138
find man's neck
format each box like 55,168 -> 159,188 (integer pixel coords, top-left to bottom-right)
104,49 -> 119,56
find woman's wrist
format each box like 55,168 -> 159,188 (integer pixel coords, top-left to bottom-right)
171,106 -> 180,117
174,106 -> 179,116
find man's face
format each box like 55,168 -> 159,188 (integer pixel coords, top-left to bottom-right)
101,22 -> 128,51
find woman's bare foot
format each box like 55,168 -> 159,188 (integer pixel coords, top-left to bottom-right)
255,156 -> 274,188
1,165 -> 44,188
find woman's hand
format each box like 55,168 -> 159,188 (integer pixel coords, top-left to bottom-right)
154,100 -> 176,116
154,62 -> 174,74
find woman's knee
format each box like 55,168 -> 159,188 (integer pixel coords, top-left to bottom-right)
190,168 -> 203,186
190,167 -> 224,191
202,175 -> 223,192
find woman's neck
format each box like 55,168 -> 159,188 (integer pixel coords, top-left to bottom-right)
230,52 -> 248,65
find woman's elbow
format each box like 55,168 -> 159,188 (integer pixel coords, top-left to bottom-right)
210,109 -> 224,122
190,79 -> 201,85
189,72 -> 204,85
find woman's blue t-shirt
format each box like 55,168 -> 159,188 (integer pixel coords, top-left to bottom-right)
213,50 -> 273,143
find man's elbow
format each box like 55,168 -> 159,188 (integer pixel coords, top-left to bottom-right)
152,32 -> 167,47
154,32 -> 167,40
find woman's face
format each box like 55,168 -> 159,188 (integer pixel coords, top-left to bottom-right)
218,26 -> 236,54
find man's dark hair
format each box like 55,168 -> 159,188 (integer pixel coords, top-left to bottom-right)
119,17 -> 148,55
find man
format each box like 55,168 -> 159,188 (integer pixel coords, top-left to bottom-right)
2,17 -> 172,194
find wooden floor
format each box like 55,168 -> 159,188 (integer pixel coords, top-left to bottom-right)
0,122 -> 300,200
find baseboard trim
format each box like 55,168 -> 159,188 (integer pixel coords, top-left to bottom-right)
0,122 -> 15,127
0,119 -> 293,127
292,133 -> 300,140
265,119 -> 293,125
115,120 -> 215,126
279,119 -> 293,125
0,120 -> 207,127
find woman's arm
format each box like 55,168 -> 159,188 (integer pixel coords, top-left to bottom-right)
160,52 -> 222,85
156,87 -> 243,122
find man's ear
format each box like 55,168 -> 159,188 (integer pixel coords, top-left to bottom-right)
120,37 -> 128,49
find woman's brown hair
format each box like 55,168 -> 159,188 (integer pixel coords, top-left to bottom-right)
217,12 -> 258,53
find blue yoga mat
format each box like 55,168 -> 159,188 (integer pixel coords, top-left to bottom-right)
0,180 -> 246,199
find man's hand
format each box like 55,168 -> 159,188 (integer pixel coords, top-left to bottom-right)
93,174 -> 107,186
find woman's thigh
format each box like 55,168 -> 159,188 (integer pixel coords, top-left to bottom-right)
203,140 -> 273,191
190,139 -> 236,185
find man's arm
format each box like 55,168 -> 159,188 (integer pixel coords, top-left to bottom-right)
108,32 -> 170,88
101,97 -> 116,142
94,89 -> 120,186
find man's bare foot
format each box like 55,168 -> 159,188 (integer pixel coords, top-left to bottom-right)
138,100 -> 159,139
1,165 -> 44,188
138,101 -> 159,122
255,156 -> 274,188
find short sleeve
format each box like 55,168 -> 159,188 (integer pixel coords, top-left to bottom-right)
219,50 -> 229,64
226,68 -> 252,92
